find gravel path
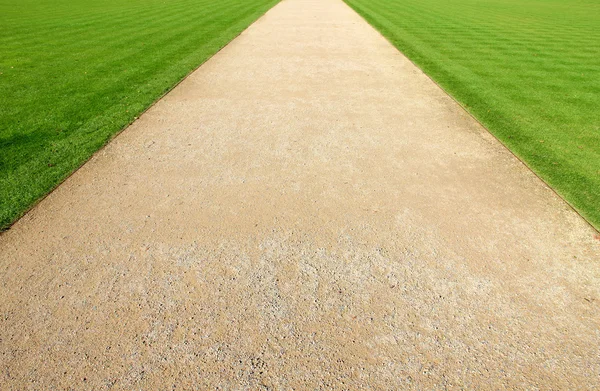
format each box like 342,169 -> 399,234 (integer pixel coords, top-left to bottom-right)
1,0 -> 599,389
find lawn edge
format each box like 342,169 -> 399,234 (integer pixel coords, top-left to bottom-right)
0,0 -> 282,233
342,0 -> 599,234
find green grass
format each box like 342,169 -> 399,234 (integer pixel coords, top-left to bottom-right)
345,0 -> 600,229
0,0 -> 278,230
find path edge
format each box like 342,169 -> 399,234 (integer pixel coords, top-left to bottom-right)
340,0 -> 599,234
0,0 -> 283,234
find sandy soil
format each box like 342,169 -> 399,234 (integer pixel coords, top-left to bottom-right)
1,0 -> 599,389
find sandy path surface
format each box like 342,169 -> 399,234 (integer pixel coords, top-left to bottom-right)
2,0 -> 599,389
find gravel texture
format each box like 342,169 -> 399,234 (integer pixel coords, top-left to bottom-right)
1,0 -> 599,389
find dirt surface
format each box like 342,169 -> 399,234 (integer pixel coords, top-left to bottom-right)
1,0 -> 599,389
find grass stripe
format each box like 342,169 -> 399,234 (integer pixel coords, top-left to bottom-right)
0,0 -> 280,229
345,0 -> 600,229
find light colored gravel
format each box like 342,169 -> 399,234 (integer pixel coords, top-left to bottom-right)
1,0 -> 599,389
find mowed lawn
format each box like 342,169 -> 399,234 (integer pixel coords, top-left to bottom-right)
0,0 -> 278,229
345,0 -> 600,229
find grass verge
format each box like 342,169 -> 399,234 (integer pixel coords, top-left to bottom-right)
0,0 -> 279,230
344,0 -> 600,230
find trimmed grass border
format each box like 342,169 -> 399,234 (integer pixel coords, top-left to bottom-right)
344,0 -> 600,230
0,0 -> 279,230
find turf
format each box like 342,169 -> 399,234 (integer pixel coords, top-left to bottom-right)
0,0 -> 279,230
344,0 -> 600,230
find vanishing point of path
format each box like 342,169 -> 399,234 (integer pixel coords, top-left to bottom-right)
1,0 -> 599,389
